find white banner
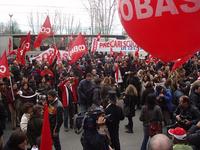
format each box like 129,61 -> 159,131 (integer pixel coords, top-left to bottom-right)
93,39 -> 148,59
96,39 -> 140,52
30,48 -> 69,62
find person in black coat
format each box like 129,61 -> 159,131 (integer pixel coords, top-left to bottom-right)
126,72 -> 142,109
123,84 -> 138,133
187,121 -> 200,150
189,84 -> 200,111
105,90 -> 124,150
78,73 -> 94,112
27,105 -> 43,148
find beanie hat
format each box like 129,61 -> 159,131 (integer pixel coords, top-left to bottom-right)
168,127 -> 186,140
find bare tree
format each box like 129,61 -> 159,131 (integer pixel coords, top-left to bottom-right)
27,12 -> 43,34
83,0 -> 117,35
27,11 -> 82,35
0,21 -> 23,34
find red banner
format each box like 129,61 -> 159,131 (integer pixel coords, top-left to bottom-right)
68,33 -> 88,64
34,16 -> 53,48
0,51 -> 10,78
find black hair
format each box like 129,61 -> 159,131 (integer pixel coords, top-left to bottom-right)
6,130 -> 26,148
47,89 -> 57,98
146,93 -> 157,110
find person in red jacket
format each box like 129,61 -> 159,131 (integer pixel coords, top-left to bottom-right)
58,77 -> 75,131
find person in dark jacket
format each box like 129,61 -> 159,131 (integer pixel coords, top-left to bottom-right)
105,90 -> 124,150
3,130 -> 27,150
27,105 -> 43,148
174,95 -> 200,130
139,93 -> 163,150
123,84 -> 138,133
92,78 -> 102,106
189,84 -> 200,111
81,108 -> 111,150
187,121 -> 200,150
126,71 -> 142,109
78,73 -> 94,112
141,81 -> 155,105
0,90 -> 6,149
47,90 -> 63,150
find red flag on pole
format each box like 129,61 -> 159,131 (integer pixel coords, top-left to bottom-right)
34,16 -> 53,48
40,104 -> 53,150
0,51 -> 10,78
135,46 -> 139,58
16,32 -> 31,65
110,47 -> 114,56
48,45 -> 60,65
171,55 -> 193,72
91,33 -> 101,54
96,33 -> 101,41
68,33 -> 88,64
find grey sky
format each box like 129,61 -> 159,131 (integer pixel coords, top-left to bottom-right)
0,0 -> 123,34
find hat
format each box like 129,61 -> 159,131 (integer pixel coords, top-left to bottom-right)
168,127 -> 186,140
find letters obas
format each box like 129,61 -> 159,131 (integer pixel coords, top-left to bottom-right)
120,0 -> 200,20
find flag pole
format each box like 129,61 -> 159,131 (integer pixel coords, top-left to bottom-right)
9,76 -> 15,101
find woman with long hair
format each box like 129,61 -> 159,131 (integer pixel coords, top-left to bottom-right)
123,84 -> 138,133
139,93 -> 163,150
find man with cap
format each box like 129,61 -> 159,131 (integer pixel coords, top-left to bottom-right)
168,127 -> 193,150
105,90 -> 124,150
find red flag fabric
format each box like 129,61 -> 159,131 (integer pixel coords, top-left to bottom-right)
16,32 -> 31,65
68,33 -> 88,64
91,33 -> 101,54
115,63 -> 119,83
110,47 -> 114,56
34,16 -> 53,48
48,45 -> 60,65
96,33 -> 101,41
172,55 -> 193,72
0,51 -> 10,78
135,46 -> 139,58
40,104 -> 53,150
7,49 -> 17,56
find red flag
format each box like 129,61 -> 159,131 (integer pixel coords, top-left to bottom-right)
172,55 -> 193,72
96,33 -> 101,41
110,46 -> 115,56
48,45 -> 60,65
68,33 -> 88,64
119,51 -> 125,58
135,46 -> 139,58
40,104 -> 52,150
34,16 -> 53,48
16,32 -> 31,65
0,51 -> 10,78
115,63 -> 119,82
8,49 -> 17,56
91,33 -> 101,54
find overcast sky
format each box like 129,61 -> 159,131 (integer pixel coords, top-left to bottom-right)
0,0 -> 123,34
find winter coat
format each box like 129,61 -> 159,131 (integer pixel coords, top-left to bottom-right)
139,105 -> 163,126
123,94 -> 137,117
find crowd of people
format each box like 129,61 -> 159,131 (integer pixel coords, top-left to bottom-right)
0,51 -> 199,150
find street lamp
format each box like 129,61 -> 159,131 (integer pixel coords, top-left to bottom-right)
9,13 -> 13,35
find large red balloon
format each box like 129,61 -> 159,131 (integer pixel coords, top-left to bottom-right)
118,0 -> 200,62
